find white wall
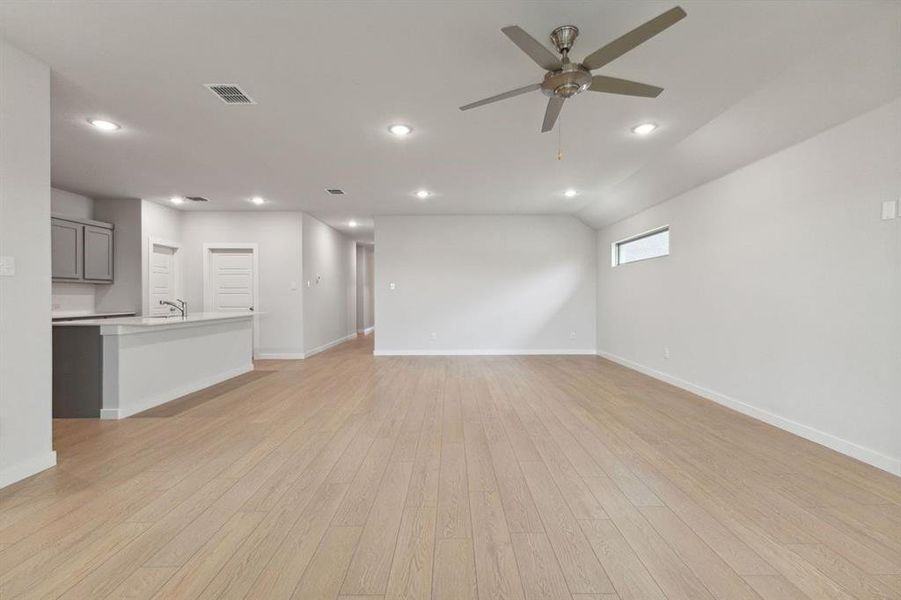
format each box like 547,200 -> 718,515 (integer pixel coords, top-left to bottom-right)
50,188 -> 96,315
356,244 -> 374,333
374,216 -> 597,355
303,214 -> 356,356
140,199 -> 182,315
180,211 -> 305,357
0,39 -> 55,487
93,198 -> 142,315
51,187 -> 93,220
596,99 -> 901,475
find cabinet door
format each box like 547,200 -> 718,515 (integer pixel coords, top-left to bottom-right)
51,218 -> 83,280
83,225 -> 113,282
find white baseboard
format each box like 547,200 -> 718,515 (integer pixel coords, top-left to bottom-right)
597,350 -> 901,477
101,363 -> 255,420
255,352 -> 306,359
359,326 -> 375,335
374,348 -> 597,356
304,333 -> 357,359
0,450 -> 57,489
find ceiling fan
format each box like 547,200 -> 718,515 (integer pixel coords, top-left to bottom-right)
460,6 -> 686,133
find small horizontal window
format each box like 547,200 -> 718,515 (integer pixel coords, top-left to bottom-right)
612,226 -> 669,266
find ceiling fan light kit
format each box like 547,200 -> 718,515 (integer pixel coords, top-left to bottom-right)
460,6 -> 687,133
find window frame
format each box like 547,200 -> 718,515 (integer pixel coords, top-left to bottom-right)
611,225 -> 670,267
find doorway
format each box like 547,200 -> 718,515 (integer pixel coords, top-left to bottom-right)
355,243 -> 374,335
203,243 -> 260,355
148,238 -> 180,316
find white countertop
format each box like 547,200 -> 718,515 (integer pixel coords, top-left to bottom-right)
53,312 -> 254,334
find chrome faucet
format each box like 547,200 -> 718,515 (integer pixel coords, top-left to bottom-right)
159,299 -> 187,317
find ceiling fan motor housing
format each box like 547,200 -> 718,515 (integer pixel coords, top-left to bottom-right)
550,25 -> 579,53
541,63 -> 592,98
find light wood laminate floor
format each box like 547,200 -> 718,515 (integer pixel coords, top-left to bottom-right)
2,335 -> 900,599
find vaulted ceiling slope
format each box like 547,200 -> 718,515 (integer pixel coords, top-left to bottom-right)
0,1 -> 898,236
579,9 -> 901,228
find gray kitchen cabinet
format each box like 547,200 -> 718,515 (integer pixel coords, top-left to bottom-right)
83,225 -> 113,282
51,216 -> 114,284
51,218 -> 83,280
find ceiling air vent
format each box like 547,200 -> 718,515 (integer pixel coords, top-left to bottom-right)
204,84 -> 255,105
326,189 -> 345,195
186,196 -> 209,202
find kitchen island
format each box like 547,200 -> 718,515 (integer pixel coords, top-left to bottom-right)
53,312 -> 254,419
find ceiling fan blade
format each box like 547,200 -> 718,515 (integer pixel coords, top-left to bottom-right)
541,96 -> 564,133
501,26 -> 562,71
459,83 -> 541,111
582,6 -> 687,71
589,75 -> 663,97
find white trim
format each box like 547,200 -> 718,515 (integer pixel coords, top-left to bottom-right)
597,350 -> 901,477
100,363 -> 254,420
255,352 -> 306,360
148,236 -> 181,316
0,451 -> 57,489
149,237 -> 180,250
374,348 -> 597,356
305,333 -> 357,358
357,326 -> 375,335
256,334 -> 359,360
202,243 -> 261,356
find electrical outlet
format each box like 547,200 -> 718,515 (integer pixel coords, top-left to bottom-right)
430,332 -> 438,342
569,331 -> 577,339
882,199 -> 898,220
389,282 -> 396,290
664,347 -> 671,359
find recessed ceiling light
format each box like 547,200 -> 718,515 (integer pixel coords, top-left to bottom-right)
170,196 -> 184,204
564,189 -> 577,198
348,220 -> 358,228
416,189 -> 430,199
631,122 -> 657,135
388,124 -> 413,137
87,118 -> 120,131
251,196 -> 264,205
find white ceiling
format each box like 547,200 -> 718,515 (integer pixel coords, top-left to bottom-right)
1,1 -> 898,240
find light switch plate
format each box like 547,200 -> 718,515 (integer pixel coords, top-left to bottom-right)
0,256 -> 15,277
882,199 -> 898,220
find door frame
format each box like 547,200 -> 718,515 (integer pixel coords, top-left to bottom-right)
147,237 -> 181,316
202,243 -> 260,355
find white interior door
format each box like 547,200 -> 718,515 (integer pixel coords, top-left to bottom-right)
149,244 -> 177,316
208,249 -> 254,312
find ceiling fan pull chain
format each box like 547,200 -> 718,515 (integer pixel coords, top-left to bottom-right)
557,113 -> 563,161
